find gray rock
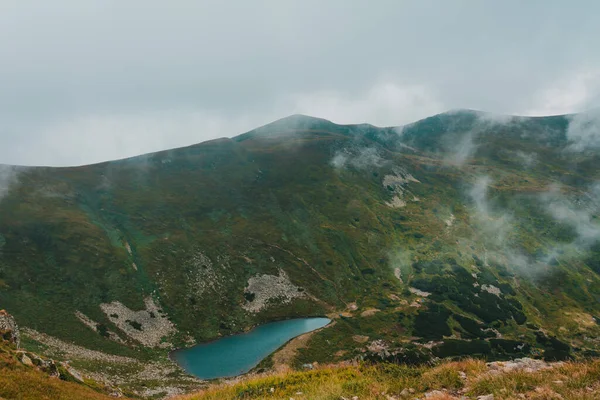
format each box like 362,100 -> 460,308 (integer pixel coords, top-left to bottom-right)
65,364 -> 85,382
20,353 -> 34,366
0,309 -> 20,347
425,391 -> 445,398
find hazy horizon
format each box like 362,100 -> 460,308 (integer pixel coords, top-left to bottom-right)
1,1 -> 599,166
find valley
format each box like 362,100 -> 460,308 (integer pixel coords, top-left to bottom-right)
1,110 -> 600,397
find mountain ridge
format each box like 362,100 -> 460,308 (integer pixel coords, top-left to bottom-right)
1,110 -> 599,396
0,109 -> 582,169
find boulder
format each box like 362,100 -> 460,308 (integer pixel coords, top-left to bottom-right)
0,309 -> 20,347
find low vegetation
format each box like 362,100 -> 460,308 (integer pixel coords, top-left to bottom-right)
176,358 -> 600,400
0,340 -> 130,400
1,111 -> 600,394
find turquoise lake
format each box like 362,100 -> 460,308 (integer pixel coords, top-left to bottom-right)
171,317 -> 331,379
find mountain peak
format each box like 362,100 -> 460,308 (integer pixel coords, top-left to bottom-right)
234,114 -> 339,141
257,114 -> 335,130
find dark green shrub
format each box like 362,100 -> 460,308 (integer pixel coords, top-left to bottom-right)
414,304 -> 451,340
432,339 -> 491,358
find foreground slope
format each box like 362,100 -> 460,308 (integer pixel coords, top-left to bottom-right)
0,341 -> 131,400
0,311 -> 131,400
1,110 -> 600,393
176,358 -> 600,400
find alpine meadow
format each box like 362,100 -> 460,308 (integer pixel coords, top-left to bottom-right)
2,110 -> 600,398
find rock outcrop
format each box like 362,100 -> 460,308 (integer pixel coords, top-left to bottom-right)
242,269 -> 306,313
100,297 -> 176,347
0,309 -> 19,347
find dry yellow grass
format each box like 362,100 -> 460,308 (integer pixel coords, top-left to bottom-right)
0,368 -> 122,400
0,341 -> 130,400
174,358 -> 600,400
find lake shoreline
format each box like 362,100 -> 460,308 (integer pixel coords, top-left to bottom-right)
169,317 -> 332,380
168,314 -> 332,358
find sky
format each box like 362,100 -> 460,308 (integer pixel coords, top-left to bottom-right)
1,1 -> 599,166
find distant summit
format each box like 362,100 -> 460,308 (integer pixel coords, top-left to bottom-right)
235,114 -> 339,141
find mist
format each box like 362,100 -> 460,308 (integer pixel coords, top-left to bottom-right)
513,150 -> 538,168
443,112 -> 515,166
446,132 -> 478,166
331,147 -> 388,170
0,165 -> 19,201
466,176 -> 550,277
541,184 -> 600,249
463,174 -> 600,278
566,109 -> 600,151
467,176 -> 514,249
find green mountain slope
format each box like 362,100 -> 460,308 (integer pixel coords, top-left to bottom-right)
0,311 -> 132,400
1,111 -> 600,391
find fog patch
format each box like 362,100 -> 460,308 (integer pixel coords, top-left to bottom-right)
394,125 -> 406,137
291,82 -> 443,128
444,111 -> 516,166
465,176 -> 547,277
540,184 -> 600,249
476,111 -> 517,125
590,182 -> 600,205
330,147 -> 388,170
447,132 -> 477,165
0,165 -> 21,200
499,183 -> 600,278
387,248 -> 413,284
331,152 -> 349,169
566,109 -> 600,151
468,176 -> 514,245
470,176 -> 492,213
514,151 -> 538,168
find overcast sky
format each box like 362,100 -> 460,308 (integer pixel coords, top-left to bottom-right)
1,1 -> 599,166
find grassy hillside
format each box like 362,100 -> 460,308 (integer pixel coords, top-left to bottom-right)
0,111 -> 599,393
175,358 -> 600,400
0,339 -> 131,400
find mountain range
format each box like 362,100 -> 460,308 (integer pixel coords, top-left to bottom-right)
1,109 -> 600,397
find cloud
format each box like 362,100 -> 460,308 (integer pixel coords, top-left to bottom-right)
541,184 -> 600,248
387,248 -> 413,283
330,153 -> 348,169
465,177 -> 600,277
468,176 -> 514,246
513,151 -> 538,168
591,181 -> 600,199
447,132 -> 477,166
331,147 -> 388,170
443,112 -> 516,166
7,80 -> 443,167
525,69 -> 600,116
469,176 -> 492,214
465,176 -> 535,276
465,176 -> 558,278
476,112 -> 517,125
565,108 -> 600,151
25,110 -> 271,167
1,3 -> 600,166
292,82 -> 444,128
0,165 -> 19,200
